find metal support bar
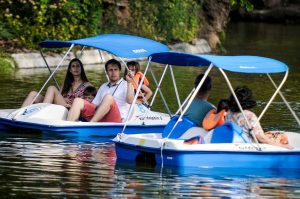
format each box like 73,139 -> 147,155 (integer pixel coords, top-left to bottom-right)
267,73 -> 300,126
98,50 -> 109,81
254,71 -> 289,127
77,46 -> 85,59
149,64 -> 172,117
149,65 -> 168,106
174,88 -> 195,115
120,57 -> 152,135
166,64 -> 213,139
31,44 -> 75,106
219,68 -> 261,149
169,65 -> 182,114
39,49 -> 60,90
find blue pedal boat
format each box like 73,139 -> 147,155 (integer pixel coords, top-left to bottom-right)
0,34 -> 172,139
114,52 -> 300,169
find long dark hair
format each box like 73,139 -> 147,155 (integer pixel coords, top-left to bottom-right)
61,58 -> 89,95
228,86 -> 257,112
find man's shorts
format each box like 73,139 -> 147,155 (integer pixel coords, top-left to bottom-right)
81,100 -> 96,121
81,99 -> 122,123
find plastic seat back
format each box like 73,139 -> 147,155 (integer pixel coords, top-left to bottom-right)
162,115 -> 197,139
211,122 -> 250,143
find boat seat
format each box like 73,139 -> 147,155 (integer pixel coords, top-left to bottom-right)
284,132 -> 300,148
179,127 -> 208,140
12,103 -> 68,121
210,122 -> 250,143
162,115 -> 197,139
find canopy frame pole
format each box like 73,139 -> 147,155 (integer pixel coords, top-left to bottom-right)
30,44 -> 75,107
218,68 -> 261,149
77,46 -> 85,59
254,71 -> 289,127
267,73 -> 300,126
98,50 -> 109,81
149,64 -> 169,107
149,64 -> 172,117
13,44 -> 75,120
174,88 -> 195,115
166,64 -> 213,139
39,49 -> 60,90
120,57 -> 152,135
169,65 -> 182,114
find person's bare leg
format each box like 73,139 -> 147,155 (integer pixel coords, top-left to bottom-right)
90,95 -> 114,122
67,98 -> 85,121
43,86 -> 67,106
21,91 -> 44,107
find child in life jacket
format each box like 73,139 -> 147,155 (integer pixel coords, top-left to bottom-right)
124,61 -> 153,105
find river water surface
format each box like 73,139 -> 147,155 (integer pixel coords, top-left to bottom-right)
0,22 -> 300,198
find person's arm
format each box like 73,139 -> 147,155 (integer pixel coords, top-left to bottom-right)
247,111 -> 293,149
255,132 -> 293,149
141,85 -> 152,101
142,76 -> 149,86
124,75 -> 134,104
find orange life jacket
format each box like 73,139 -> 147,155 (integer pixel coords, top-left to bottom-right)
202,109 -> 226,131
132,72 -> 149,98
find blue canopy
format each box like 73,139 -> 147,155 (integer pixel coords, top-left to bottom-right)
150,52 -> 288,73
39,34 -> 169,59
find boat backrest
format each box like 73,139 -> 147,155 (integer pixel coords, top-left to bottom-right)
179,127 -> 208,140
285,131 -> 300,148
162,115 -> 197,139
210,122 -> 250,143
12,103 -> 68,121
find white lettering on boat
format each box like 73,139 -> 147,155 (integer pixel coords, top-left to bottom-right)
236,145 -> 266,150
22,107 -> 41,115
239,66 -> 256,69
137,116 -> 163,120
132,49 -> 147,53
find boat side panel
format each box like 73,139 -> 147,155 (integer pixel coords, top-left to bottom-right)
0,118 -> 165,137
115,142 -> 300,169
156,151 -> 300,169
115,143 -> 143,161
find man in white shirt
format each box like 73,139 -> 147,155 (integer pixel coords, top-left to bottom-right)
67,59 -> 134,122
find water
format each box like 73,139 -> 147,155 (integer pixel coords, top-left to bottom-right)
1,22 -> 300,198
1,133 -> 300,198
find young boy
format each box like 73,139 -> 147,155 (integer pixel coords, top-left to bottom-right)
82,86 -> 97,102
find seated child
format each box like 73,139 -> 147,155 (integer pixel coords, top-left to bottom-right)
124,61 -> 152,105
82,86 -> 97,102
78,86 -> 97,122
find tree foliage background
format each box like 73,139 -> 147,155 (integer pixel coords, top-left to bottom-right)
0,0 -> 102,48
0,0 -> 201,49
0,0 -> 250,49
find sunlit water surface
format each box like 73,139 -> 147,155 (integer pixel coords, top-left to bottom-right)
0,22 -> 300,198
